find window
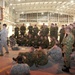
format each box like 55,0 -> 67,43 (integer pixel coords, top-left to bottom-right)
0,7 -> 3,20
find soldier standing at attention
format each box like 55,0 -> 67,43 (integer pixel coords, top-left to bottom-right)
33,24 -> 39,36
59,25 -> 65,44
50,23 -> 56,38
62,27 -> 74,73
20,23 -> 26,36
0,24 -> 9,56
28,23 -> 33,35
55,23 -> 58,40
14,25 -> 19,38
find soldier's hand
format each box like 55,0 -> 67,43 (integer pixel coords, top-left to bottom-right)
23,56 -> 26,59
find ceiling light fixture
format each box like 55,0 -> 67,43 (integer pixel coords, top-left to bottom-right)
35,2 -> 39,4
53,1 -> 57,4
21,12 -> 24,14
57,8 -> 59,10
18,0 -> 21,2
71,0 -> 74,3
10,3 -> 12,6
62,5 -> 65,8
41,12 -> 44,15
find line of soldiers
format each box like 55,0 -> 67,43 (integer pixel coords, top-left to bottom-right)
16,34 -> 49,49
14,23 -> 58,40
13,22 -> 75,49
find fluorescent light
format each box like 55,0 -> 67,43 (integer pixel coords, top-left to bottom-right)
10,3 -> 12,6
21,12 -> 24,14
53,1 -> 57,4
57,8 -> 59,10
35,2 -> 39,4
62,5 -> 65,8
18,0 -> 21,2
71,0 -> 74,3
41,12 -> 44,15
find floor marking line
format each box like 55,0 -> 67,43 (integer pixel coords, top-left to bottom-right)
0,65 -> 11,72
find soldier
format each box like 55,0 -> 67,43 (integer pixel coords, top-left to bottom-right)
49,37 -> 56,49
32,35 -> 39,48
20,24 -> 26,36
33,25 -> 39,36
59,25 -> 65,44
10,63 -> 30,75
43,36 -> 49,49
48,42 -> 62,61
38,36 -> 44,48
72,24 -> 75,37
9,35 -> 16,48
28,23 -> 33,35
55,23 -> 58,40
27,34 -> 33,47
40,23 -> 46,36
35,46 -> 48,67
44,25 -> 49,36
13,47 -> 36,67
14,25 -> 19,38
16,35 -> 22,46
72,24 -> 75,49
50,23 -> 56,38
62,27 -> 74,73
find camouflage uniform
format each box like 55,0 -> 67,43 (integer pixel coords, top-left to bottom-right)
20,25 -> 26,36
50,26 -> 56,38
55,26 -> 58,40
62,33 -> 74,68
72,27 -> 75,48
44,27 -> 49,36
19,52 -> 36,67
49,38 -> 56,48
59,28 -> 65,44
43,37 -> 49,48
28,25 -> 33,34
14,27 -> 19,38
35,50 -> 48,66
33,26 -> 39,36
32,36 -> 39,48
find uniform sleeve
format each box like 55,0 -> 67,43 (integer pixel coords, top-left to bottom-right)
62,34 -> 74,46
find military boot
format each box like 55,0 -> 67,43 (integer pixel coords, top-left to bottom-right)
62,67 -> 70,73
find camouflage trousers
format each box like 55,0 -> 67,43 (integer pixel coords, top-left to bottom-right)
63,46 -> 72,67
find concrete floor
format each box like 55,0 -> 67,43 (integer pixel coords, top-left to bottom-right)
0,47 -> 75,75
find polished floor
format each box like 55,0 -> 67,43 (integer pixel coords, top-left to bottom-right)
0,47 -> 75,75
